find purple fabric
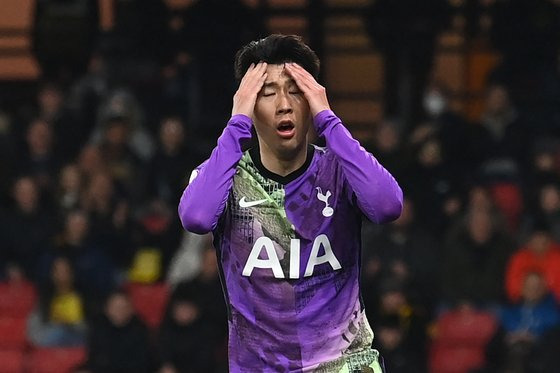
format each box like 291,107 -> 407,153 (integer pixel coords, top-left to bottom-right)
178,110 -> 403,372
178,114 -> 252,233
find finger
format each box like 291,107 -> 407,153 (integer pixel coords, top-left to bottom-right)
240,62 -> 267,89
285,64 -> 315,92
287,63 -> 321,89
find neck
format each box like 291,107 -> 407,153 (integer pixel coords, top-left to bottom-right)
259,142 -> 308,177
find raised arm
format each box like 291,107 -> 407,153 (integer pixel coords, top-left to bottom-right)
285,62 -> 403,223
178,62 -> 268,233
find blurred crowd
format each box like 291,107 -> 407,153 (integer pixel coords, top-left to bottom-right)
0,0 -> 560,372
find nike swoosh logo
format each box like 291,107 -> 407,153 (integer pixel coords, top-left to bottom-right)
239,197 -> 267,208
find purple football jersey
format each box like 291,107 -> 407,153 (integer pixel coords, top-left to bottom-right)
179,110 -> 402,372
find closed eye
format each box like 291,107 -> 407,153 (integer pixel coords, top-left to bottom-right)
289,91 -> 302,95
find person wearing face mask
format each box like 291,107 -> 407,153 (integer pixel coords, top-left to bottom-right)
411,83 -> 475,186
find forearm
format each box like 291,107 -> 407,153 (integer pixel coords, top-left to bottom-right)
178,115 -> 252,233
315,110 -> 403,223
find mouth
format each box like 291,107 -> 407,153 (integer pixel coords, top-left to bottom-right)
276,120 -> 295,139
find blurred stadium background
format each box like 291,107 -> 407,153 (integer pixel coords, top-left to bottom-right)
0,0 -> 560,372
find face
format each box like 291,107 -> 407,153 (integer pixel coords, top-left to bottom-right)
521,273 -> 547,303
13,177 -> 38,212
106,293 -> 134,327
172,301 -> 199,326
253,64 -> 311,159
160,118 -> 184,152
467,210 -> 493,244
52,257 -> 74,289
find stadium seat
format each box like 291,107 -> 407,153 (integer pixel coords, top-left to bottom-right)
430,344 -> 485,373
0,349 -> 25,373
429,308 -> 498,373
125,282 -> 169,329
0,317 -> 27,350
0,281 -> 37,318
28,347 -> 86,373
435,308 -> 497,347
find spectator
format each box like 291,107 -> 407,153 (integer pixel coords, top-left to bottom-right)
78,290 -> 154,373
367,118 -> 407,182
442,207 -> 513,306
0,109 -> 16,206
91,88 -> 154,161
0,176 -> 54,279
27,256 -> 87,347
147,116 -> 200,206
34,82 -> 86,160
520,182 -> 560,243
472,84 -> 533,181
501,272 -> 560,340
97,114 -> 146,203
402,136 -> 460,234
412,82 -> 475,180
40,210 -> 117,300
369,278 -> 429,371
485,272 -> 560,372
157,281 -> 221,373
364,0 -> 451,128
55,163 -> 84,214
362,198 -> 441,310
372,314 -> 424,373
505,220 -> 560,303
81,172 -> 134,271
18,119 -> 60,195
77,145 -> 107,182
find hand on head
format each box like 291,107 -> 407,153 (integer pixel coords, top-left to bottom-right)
232,61 -> 268,117
284,62 -> 330,117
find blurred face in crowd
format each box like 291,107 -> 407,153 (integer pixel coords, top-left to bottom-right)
51,257 -> 74,291
104,119 -> 129,147
528,230 -> 551,255
539,184 -> 560,213
13,177 -> 39,213
38,85 -> 63,117
253,64 -> 311,160
60,164 -> 82,193
159,117 -> 184,153
521,272 -> 547,304
27,120 -> 52,156
485,85 -> 510,116
534,151 -> 556,172
374,121 -> 400,153
377,326 -> 404,351
380,290 -> 407,313
172,300 -> 199,326
418,139 -> 442,167
467,209 -> 493,244
106,292 -> 134,327
78,145 -> 105,176
468,186 -> 493,212
65,211 -> 89,244
87,172 -> 114,203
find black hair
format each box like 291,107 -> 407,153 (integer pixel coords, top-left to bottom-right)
234,34 -> 320,81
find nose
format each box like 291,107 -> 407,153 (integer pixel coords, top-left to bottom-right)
276,92 -> 293,115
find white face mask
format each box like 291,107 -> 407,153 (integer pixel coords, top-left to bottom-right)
423,92 -> 446,117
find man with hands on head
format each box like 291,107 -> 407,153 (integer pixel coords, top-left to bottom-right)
179,34 -> 403,373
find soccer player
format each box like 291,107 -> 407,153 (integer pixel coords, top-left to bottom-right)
178,34 -> 403,372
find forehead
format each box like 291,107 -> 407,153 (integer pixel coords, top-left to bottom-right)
264,64 -> 293,84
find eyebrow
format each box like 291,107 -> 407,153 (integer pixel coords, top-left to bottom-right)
262,79 -> 297,88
